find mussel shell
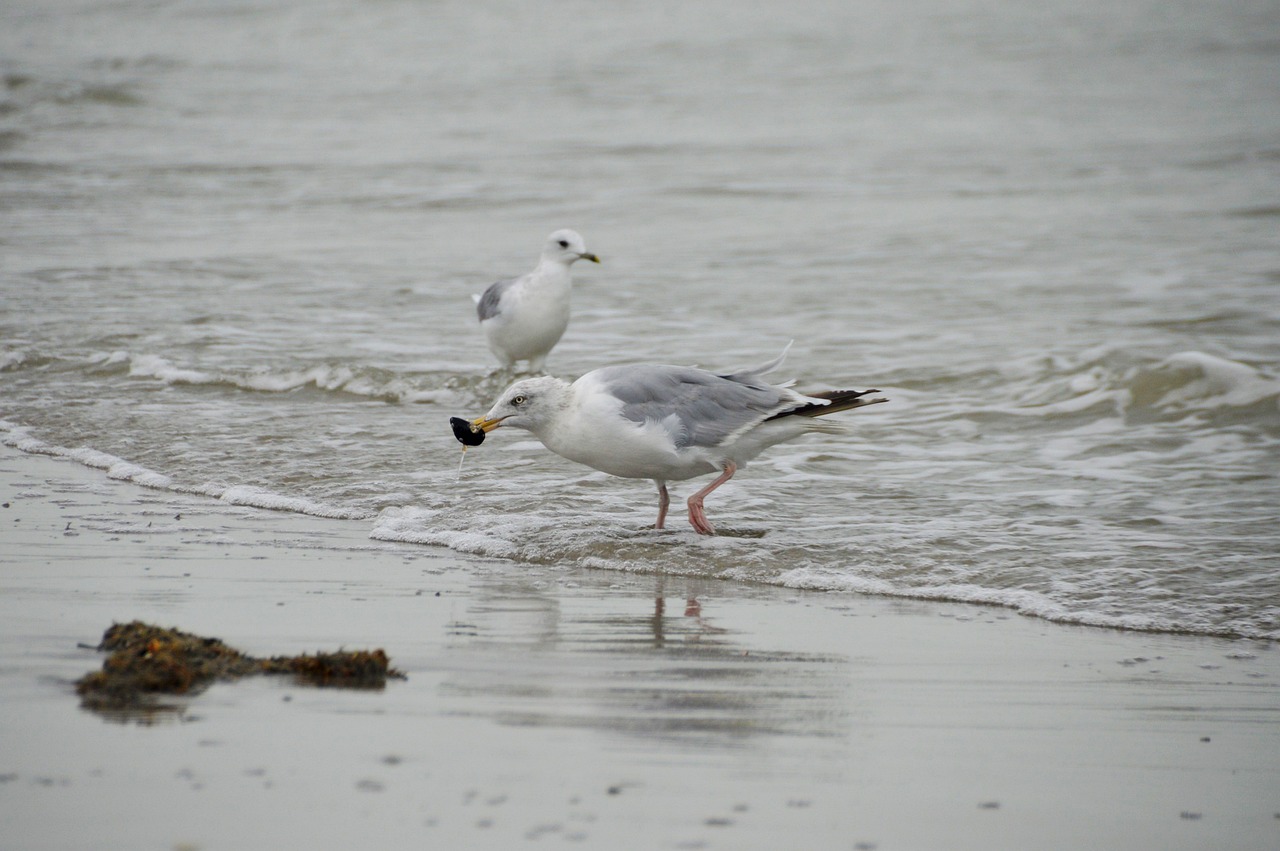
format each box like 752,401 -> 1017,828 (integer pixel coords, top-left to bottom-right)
450,416 -> 486,446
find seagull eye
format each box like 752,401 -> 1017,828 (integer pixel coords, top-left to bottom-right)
512,394 -> 528,407
557,239 -> 569,249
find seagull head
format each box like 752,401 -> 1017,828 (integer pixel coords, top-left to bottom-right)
543,229 -> 600,266
472,376 -> 572,436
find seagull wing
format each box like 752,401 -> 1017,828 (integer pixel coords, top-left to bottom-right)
476,277 -> 519,321
593,364 -> 801,451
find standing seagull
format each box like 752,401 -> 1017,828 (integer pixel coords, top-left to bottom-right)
473,229 -> 600,372
464,346 -> 886,534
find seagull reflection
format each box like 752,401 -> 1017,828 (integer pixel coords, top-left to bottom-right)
437,573 -> 852,744
649,576 -> 725,648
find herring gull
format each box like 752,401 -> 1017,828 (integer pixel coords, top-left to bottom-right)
463,346 -> 886,534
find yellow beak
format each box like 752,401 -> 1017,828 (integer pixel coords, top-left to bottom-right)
581,252 -> 601,264
471,416 -> 505,433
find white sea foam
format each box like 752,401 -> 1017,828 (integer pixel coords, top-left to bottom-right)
1,423 -> 49,455
1,421 -> 370,519
127,353 -> 213,385
0,350 -> 28,371
998,349 -> 1280,428
1135,352 -> 1280,412
774,568 -> 1187,633
67,448 -> 176,489
103,351 -> 452,403
0,426 -> 176,490
218,485 -> 371,520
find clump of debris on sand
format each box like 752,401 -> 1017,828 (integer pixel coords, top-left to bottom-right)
76,620 -> 406,717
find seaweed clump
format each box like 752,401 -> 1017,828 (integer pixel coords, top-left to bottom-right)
75,621 -> 406,717
260,648 -> 399,688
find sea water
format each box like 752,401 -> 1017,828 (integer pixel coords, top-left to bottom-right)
2,0 -> 1278,638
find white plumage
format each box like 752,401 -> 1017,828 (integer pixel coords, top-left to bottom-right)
473,229 -> 599,372
468,347 -> 886,534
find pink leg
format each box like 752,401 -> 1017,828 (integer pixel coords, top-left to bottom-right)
687,462 -> 736,535
654,481 -> 670,529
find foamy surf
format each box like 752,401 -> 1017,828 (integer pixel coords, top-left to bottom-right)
1,422 -> 370,521
1001,348 -> 1280,425
110,352 -> 445,403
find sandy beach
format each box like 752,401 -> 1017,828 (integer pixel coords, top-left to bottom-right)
0,443 -> 1276,850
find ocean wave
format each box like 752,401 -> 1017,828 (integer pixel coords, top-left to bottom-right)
1002,349 -> 1280,427
95,351 -> 462,404
218,485 -> 371,520
67,350 -> 545,408
370,505 -> 1278,641
0,345 -> 69,373
1,70 -> 145,115
0,421 -> 369,521
774,569 -> 1214,636
1127,352 -> 1280,413
1,424 -> 176,489
1,349 -> 30,372
372,507 -> 524,560
4,416 -> 1274,641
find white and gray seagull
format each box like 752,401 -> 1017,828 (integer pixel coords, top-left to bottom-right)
466,346 -> 886,534
473,229 -> 600,372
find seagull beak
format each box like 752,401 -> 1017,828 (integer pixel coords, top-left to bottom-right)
470,415 -> 505,433
580,252 -> 601,264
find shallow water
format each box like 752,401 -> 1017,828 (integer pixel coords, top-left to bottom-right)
3,0 -> 1279,638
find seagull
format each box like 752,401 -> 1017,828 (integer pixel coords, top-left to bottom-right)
473,229 -> 600,372
465,346 -> 886,534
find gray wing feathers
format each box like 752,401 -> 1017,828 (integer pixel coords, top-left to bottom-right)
597,365 -> 797,450
476,277 -> 517,321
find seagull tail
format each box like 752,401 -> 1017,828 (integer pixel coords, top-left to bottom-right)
770,389 -> 888,421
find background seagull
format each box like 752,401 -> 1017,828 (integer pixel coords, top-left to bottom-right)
473,229 -> 599,372
466,346 -> 886,534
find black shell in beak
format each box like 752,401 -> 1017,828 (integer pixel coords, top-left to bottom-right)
450,416 -> 486,446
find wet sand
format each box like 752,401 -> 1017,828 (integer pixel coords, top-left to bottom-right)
1,444 -> 1277,850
